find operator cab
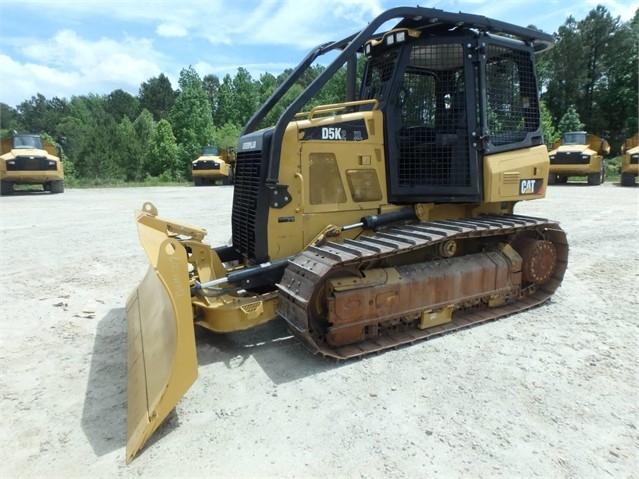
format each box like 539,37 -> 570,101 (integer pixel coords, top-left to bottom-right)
360,27 -> 543,203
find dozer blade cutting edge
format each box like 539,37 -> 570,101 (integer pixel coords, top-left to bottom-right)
126,203 -> 200,463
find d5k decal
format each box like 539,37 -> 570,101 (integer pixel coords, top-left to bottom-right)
300,119 -> 368,141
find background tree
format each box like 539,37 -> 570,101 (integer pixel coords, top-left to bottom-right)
170,66 -> 216,179
544,6 -> 637,150
0,103 -> 20,130
89,107 -> 121,180
113,117 -> 139,181
541,101 -> 559,148
139,73 -> 176,122
557,105 -> 585,135
39,131 -> 75,178
16,94 -> 69,138
202,74 -> 220,121
132,109 -> 156,182
59,94 -> 122,180
146,119 -> 179,179
230,67 -> 259,127
214,75 -> 234,126
214,122 -> 242,150
305,63 -> 349,108
56,95 -> 96,178
105,89 -> 141,122
259,82 -> 304,130
258,72 -> 278,106
598,8 -> 638,143
544,17 -> 585,125
577,6 -> 619,133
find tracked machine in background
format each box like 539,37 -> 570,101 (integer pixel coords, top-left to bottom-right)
126,7 -> 568,462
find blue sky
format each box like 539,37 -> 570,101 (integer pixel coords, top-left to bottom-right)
0,0 -> 637,109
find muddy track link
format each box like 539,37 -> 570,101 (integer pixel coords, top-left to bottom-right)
277,214 -> 568,360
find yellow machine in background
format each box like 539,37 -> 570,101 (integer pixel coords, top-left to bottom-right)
0,133 -> 64,195
620,134 -> 638,186
548,131 -> 610,185
125,7 -> 568,463
191,146 -> 235,186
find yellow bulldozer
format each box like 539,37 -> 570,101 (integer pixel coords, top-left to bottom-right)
0,132 -> 64,195
125,6 -> 568,462
191,145 -> 236,186
547,131 -> 610,185
620,134 -> 638,186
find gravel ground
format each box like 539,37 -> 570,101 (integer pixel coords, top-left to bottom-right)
0,182 -> 637,479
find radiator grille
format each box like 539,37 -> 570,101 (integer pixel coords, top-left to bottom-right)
7,156 -> 57,171
552,152 -> 589,165
192,160 -> 220,170
231,150 -> 262,260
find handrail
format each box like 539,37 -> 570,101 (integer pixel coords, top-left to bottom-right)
292,100 -> 379,121
306,99 -> 379,121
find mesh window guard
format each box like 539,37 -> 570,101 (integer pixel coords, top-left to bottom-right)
397,42 -> 470,188
485,45 -> 539,146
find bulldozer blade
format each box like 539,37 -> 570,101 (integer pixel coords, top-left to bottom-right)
126,231 -> 198,463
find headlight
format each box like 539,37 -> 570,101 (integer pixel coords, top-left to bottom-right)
48,160 -> 56,166
581,154 -> 590,160
549,155 -> 555,160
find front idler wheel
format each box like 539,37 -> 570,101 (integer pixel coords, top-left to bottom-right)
511,235 -> 557,284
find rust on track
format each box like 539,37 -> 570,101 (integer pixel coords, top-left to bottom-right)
277,214 -> 568,360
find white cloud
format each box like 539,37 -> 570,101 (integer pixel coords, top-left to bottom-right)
182,0 -> 387,49
0,54 -> 79,104
0,29 -> 164,107
20,30 -> 139,67
156,23 -> 189,38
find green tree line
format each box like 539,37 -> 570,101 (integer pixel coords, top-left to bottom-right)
0,5 -> 636,183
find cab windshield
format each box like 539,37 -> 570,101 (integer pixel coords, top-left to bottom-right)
13,135 -> 43,150
562,132 -> 587,145
202,146 -> 219,155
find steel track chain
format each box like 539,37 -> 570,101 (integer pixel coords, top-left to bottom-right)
277,214 -> 568,360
